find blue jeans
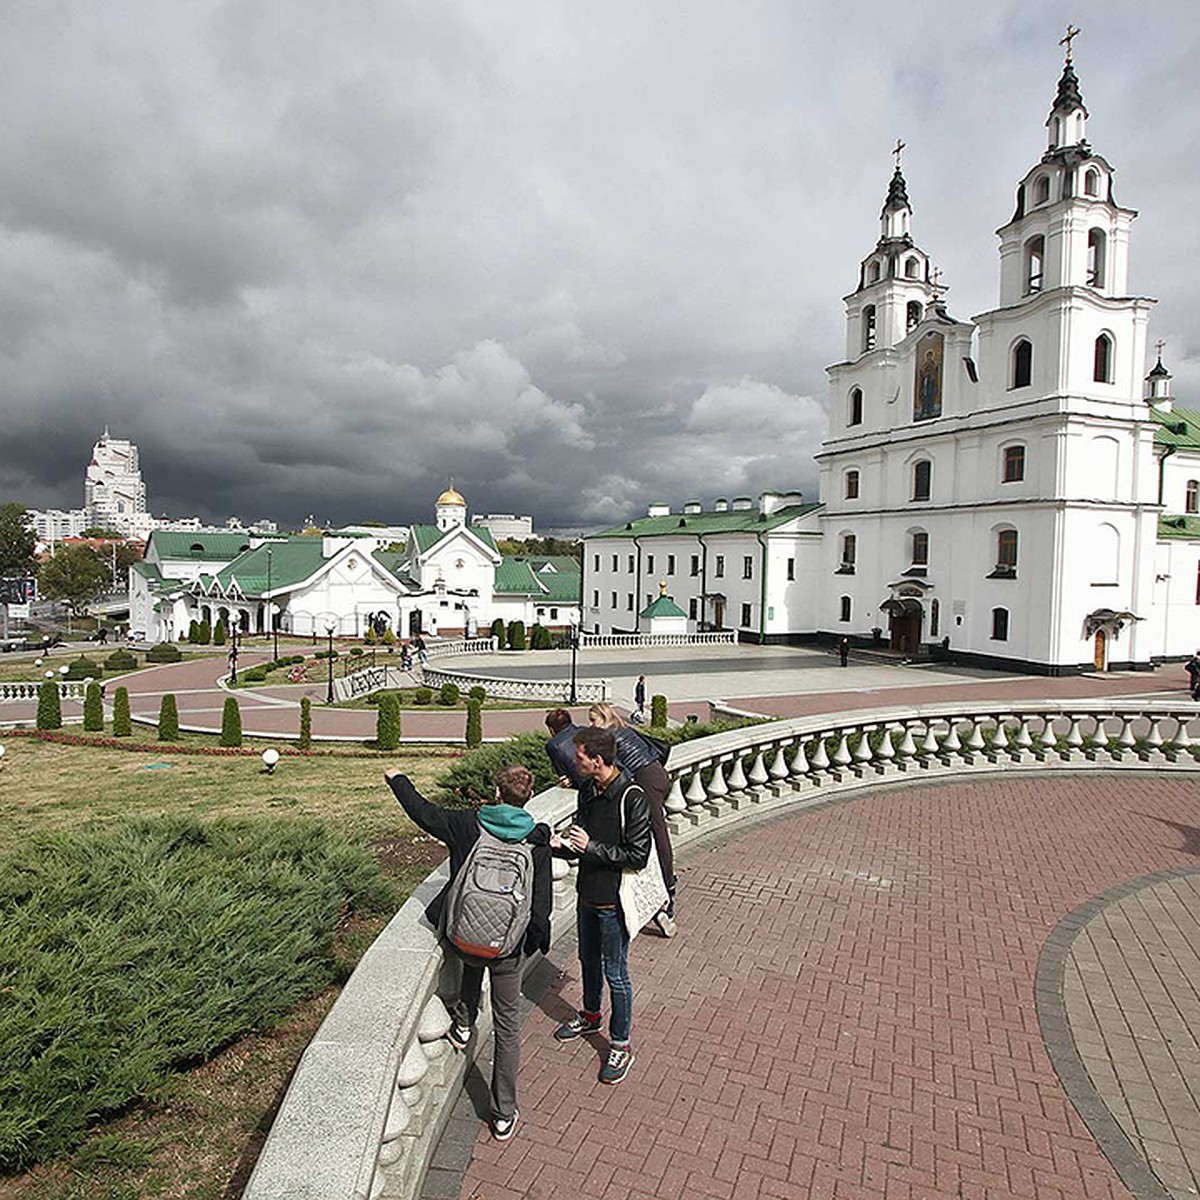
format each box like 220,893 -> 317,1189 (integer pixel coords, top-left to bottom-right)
577,903 -> 633,1044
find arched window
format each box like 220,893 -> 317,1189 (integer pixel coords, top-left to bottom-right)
839,595 -> 852,622
906,300 -> 922,332
911,530 -> 929,565
1051,118 -> 1061,148
991,608 -> 1010,641
996,528 -> 1018,574
848,387 -> 863,426
1093,333 -> 1113,383
1011,339 -> 1033,389
1084,168 -> 1100,197
1187,480 -> 1199,515
1087,229 -> 1106,287
1024,236 -> 1044,294
1034,175 -> 1050,204
862,305 -> 877,352
1003,444 -> 1026,482
845,470 -> 860,500
905,257 -> 920,279
912,459 -> 931,501
868,261 -> 881,284
839,533 -> 856,572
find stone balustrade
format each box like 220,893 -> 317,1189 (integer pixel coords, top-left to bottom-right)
241,698 -> 1200,1200
420,666 -> 610,704
578,630 -> 737,649
0,680 -> 89,703
422,637 -> 497,662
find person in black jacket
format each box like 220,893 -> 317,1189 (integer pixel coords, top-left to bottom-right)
544,707 -> 586,787
550,726 -> 650,1086
385,764 -> 551,1142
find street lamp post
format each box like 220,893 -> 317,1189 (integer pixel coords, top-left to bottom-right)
326,624 -> 335,704
265,546 -> 273,657
569,616 -> 579,704
265,546 -> 279,662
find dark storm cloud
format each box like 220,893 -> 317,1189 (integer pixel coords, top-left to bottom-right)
0,0 -> 1197,530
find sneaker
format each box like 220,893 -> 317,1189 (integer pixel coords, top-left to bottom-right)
446,1022 -> 472,1051
653,909 -> 677,938
599,1045 -> 635,1085
554,1012 -> 602,1041
491,1109 -> 519,1141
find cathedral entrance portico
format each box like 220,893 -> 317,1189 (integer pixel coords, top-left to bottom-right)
881,580 -> 932,655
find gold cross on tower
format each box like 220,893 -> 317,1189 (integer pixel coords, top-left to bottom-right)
1060,24 -> 1081,62
892,139 -> 906,171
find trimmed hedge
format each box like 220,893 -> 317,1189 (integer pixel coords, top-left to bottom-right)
468,685 -> 487,704
438,682 -> 460,707
506,620 -> 526,650
36,680 -> 62,731
490,618 -> 506,649
112,686 -> 132,737
651,693 -> 668,727
63,656 -> 102,682
298,697 -> 312,750
146,643 -> 182,664
376,692 -> 401,751
104,649 -> 138,671
157,694 -> 180,741
465,698 -> 483,748
82,682 -> 104,733
220,697 -> 242,748
413,687 -> 432,706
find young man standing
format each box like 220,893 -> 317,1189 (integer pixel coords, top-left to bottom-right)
551,726 -> 650,1085
385,764 -> 551,1141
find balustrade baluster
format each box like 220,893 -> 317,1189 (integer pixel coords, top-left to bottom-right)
706,760 -> 729,799
919,723 -> 940,757
747,752 -> 769,787
895,725 -> 917,759
665,777 -> 687,815
1174,712 -> 1193,749
1038,715 -> 1058,752
789,741 -> 810,776
1064,716 -> 1085,751
963,717 -> 987,753
940,721 -> 962,755
768,746 -> 790,780
1145,715 -> 1164,749
726,756 -> 748,792
1013,715 -> 1034,750
684,768 -> 707,807
831,734 -> 852,770
991,717 -> 1011,754
1115,714 -> 1136,751
875,727 -> 896,762
808,737 -> 830,772
851,729 -> 873,765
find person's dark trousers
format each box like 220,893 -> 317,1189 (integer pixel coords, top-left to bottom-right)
577,903 -> 633,1043
451,954 -> 524,1120
635,762 -> 676,896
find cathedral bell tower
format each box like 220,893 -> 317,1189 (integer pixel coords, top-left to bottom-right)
842,142 -> 939,362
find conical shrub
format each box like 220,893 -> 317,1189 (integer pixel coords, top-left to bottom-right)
466,698 -> 483,748
298,696 -> 312,750
158,694 -> 180,741
112,686 -> 132,737
36,679 -> 62,731
220,697 -> 242,747
376,692 -> 400,751
82,682 -> 104,733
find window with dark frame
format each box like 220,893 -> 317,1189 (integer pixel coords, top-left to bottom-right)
912,459 -> 931,501
848,388 -> 863,426
997,529 -> 1018,570
690,554 -> 699,577
1188,481 -> 1199,515
991,607 -> 1010,641
912,531 -> 929,565
1003,445 -> 1026,482
714,555 -> 724,578
667,554 -> 675,575
787,557 -> 795,581
1012,340 -> 1033,389
839,595 -> 851,622
740,602 -> 752,626
845,470 -> 860,500
743,555 -> 753,579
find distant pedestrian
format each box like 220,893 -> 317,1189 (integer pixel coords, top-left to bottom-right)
1186,650 -> 1200,700
633,674 -> 647,722
414,633 -> 428,666
228,643 -> 239,683
401,642 -> 414,671
839,637 -> 850,667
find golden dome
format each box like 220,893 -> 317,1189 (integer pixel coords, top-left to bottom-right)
436,480 -> 466,507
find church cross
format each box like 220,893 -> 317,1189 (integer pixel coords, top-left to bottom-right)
1060,24 -> 1081,62
1156,339 -> 1166,363
930,266 -> 944,298
892,139 -> 906,171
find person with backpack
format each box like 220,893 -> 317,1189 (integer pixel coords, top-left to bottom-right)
384,764 -> 551,1141
1186,650 -> 1200,700
550,726 -> 651,1085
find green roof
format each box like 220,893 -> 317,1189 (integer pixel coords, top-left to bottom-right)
214,540 -> 329,593
640,594 -> 687,619
148,531 -> 256,561
410,524 -> 499,554
589,502 -> 821,540
1152,407 -> 1200,451
494,559 -> 543,595
1159,514 -> 1200,540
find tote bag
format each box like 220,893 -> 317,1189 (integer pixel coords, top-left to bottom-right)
616,787 -> 669,940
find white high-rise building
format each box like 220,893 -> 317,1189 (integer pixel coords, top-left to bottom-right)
84,429 -> 147,535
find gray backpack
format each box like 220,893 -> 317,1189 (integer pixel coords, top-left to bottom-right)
441,828 -> 534,960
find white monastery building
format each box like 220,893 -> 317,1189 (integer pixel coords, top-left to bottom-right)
129,484 -> 580,643
584,44 -> 1200,675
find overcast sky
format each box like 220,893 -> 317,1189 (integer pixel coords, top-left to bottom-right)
1,1 -> 1196,532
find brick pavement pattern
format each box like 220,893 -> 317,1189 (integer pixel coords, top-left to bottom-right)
1062,872 -> 1200,1198
454,776 -> 1200,1200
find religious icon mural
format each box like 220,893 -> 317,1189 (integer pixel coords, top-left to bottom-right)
913,330 -> 944,421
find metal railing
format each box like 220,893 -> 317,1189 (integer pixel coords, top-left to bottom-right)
242,697 -> 1200,1200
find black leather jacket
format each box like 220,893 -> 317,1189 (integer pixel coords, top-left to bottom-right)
558,769 -> 651,907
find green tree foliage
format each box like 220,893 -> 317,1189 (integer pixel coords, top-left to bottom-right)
146,642 -> 182,663
82,682 -> 104,732
433,732 -> 558,806
530,623 -> 552,649
381,627 -> 395,646
364,625 -> 377,645
220,697 -> 242,747
0,816 -> 391,1171
298,696 -> 312,749
213,618 -> 227,645
63,656 -> 102,681
37,544 -> 111,617
376,692 -> 401,751
490,618 -> 506,649
438,682 -> 460,706
465,698 -> 483,748
187,620 -> 200,644
496,536 -> 581,559
0,501 -> 36,577
112,686 -> 132,737
104,649 -> 138,671
36,679 -> 62,731
651,693 -> 668,728
506,620 -> 526,650
157,694 -> 180,741
468,685 -> 487,703
197,618 -> 212,645
413,687 -> 432,705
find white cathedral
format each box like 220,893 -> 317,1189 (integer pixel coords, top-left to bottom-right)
583,45 -> 1200,674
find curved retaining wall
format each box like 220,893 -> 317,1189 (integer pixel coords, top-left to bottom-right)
242,699 -> 1200,1199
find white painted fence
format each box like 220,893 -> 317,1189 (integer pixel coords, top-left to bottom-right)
578,630 -> 737,649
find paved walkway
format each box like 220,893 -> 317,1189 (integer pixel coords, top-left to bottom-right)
439,775 -> 1200,1200
1,644 -> 1194,742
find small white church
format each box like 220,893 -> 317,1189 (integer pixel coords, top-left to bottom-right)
584,39 -> 1200,674
129,484 -> 581,643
